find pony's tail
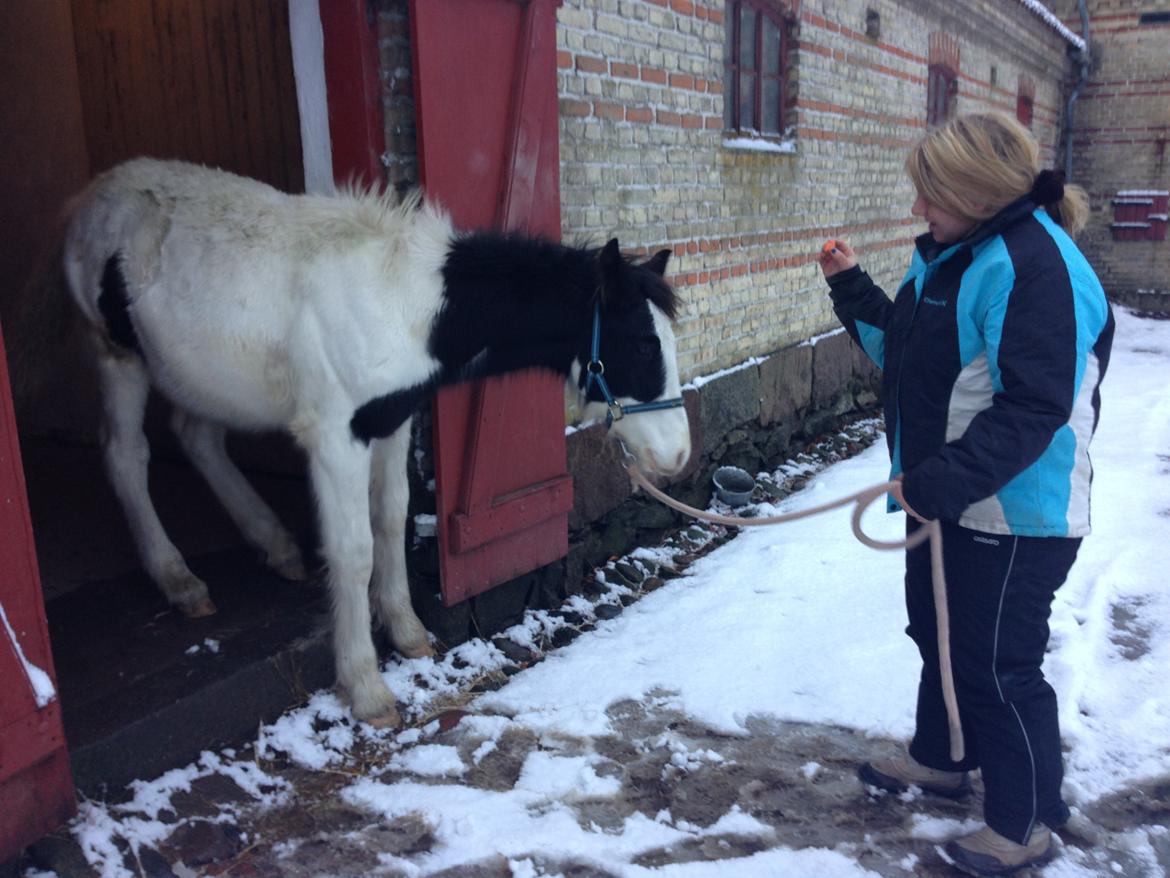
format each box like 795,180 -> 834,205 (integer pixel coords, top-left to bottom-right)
1,206 -> 82,426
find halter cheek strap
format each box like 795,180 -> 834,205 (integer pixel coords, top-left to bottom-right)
583,302 -> 686,428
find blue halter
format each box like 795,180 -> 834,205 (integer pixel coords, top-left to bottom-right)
583,301 -> 686,428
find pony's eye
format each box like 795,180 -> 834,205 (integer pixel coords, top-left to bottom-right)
636,337 -> 660,358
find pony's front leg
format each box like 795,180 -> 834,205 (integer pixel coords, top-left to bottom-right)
306,430 -> 399,727
370,421 -> 432,658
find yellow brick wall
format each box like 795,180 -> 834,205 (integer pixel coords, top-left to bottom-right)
1050,1 -> 1170,296
557,0 -> 1078,382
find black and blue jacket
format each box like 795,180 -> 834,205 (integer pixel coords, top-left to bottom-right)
828,197 -> 1115,537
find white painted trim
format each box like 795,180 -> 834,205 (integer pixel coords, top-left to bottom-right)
288,0 -> 335,194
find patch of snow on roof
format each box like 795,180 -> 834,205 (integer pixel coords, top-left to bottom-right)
1016,0 -> 1086,50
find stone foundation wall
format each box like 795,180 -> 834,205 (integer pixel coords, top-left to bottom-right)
403,326 -> 881,643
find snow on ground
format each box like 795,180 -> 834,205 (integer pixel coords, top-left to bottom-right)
46,308 -> 1170,877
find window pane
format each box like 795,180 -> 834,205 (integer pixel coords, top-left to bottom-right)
740,7 -> 756,70
764,18 -> 781,76
739,77 -> 756,131
762,77 -> 781,133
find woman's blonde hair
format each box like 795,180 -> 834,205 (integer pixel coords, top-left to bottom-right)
905,111 -> 1089,236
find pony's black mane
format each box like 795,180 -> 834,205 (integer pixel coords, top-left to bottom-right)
446,230 -> 681,319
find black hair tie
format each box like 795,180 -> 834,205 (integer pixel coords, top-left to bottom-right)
1030,169 -> 1066,205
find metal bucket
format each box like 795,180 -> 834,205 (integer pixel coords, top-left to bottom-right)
712,466 -> 756,507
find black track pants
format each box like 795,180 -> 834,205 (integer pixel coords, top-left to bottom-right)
903,520 -> 1081,843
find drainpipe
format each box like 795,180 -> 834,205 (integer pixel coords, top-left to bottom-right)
1064,0 -> 1091,180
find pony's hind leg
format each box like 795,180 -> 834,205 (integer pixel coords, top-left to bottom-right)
370,421 -> 432,659
170,410 -> 307,581
96,352 -> 215,616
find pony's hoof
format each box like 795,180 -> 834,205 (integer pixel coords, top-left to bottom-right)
351,690 -> 402,728
398,641 -> 434,660
182,598 -> 218,618
361,707 -> 402,729
271,552 -> 308,582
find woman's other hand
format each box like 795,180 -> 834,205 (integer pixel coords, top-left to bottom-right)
891,475 -> 929,524
817,238 -> 858,278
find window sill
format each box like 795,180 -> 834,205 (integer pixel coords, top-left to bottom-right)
721,135 -> 796,155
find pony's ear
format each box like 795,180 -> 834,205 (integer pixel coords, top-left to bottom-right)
644,249 -> 671,277
599,238 -> 623,275
596,238 -> 624,305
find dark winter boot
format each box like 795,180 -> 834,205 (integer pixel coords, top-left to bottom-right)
945,824 -> 1056,876
857,752 -> 971,799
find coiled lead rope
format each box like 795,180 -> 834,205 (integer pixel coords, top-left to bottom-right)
622,459 -> 964,762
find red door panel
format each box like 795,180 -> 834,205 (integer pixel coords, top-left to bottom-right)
0,322 -> 75,861
410,0 -> 570,606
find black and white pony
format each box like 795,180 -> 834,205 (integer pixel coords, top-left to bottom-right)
62,159 -> 691,726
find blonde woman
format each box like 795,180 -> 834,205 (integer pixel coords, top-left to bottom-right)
818,112 -> 1114,876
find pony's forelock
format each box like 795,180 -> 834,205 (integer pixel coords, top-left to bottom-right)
644,271 -> 681,321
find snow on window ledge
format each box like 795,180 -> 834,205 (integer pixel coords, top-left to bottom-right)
722,135 -> 796,155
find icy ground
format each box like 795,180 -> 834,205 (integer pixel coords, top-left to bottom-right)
20,307 -> 1170,878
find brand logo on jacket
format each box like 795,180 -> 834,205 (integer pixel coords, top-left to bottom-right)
972,535 -> 1000,546
922,296 -> 949,307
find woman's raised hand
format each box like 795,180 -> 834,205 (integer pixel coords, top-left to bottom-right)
817,238 -> 858,278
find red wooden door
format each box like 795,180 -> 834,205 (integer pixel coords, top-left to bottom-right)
0,322 -> 75,862
410,0 -> 572,606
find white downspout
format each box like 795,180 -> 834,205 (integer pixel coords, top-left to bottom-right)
288,0 -> 335,194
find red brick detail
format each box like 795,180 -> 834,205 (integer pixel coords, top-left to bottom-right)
641,67 -> 668,85
801,11 -> 921,64
561,99 -> 591,118
557,50 -> 572,70
594,101 -> 624,120
797,39 -> 927,87
796,126 -> 917,149
626,106 -> 653,124
611,61 -> 639,79
575,54 -> 607,74
670,73 -> 695,90
670,0 -> 695,14
656,109 -> 682,126
681,114 -> 703,129
795,98 -> 924,129
929,32 -> 960,74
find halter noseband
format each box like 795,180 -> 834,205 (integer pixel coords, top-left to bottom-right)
583,302 -> 685,428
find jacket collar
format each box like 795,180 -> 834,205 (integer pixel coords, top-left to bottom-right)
914,196 -> 1038,264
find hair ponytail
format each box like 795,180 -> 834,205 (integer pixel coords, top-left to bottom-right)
906,112 -> 1089,237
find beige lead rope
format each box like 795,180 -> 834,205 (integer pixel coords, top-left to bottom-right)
623,462 -> 965,763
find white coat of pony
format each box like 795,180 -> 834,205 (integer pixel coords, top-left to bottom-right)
62,159 -> 690,726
